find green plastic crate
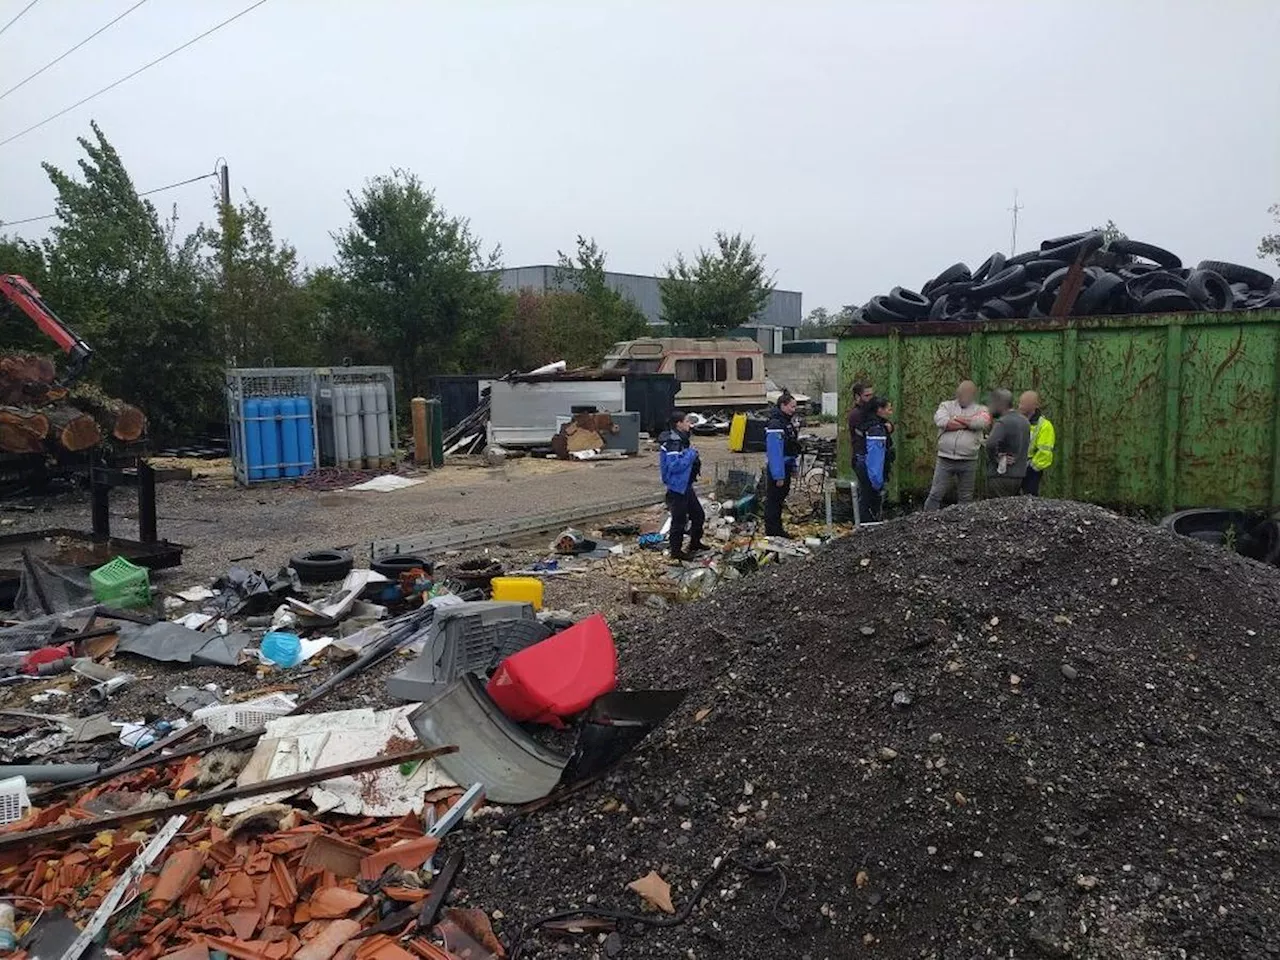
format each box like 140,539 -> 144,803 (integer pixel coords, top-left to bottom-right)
90,556 -> 151,608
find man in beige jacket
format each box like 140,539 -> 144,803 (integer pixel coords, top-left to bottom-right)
923,380 -> 991,510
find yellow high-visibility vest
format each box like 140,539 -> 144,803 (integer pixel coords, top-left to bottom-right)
1029,414 -> 1055,472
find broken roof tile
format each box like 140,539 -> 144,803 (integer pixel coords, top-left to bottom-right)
357,837 -> 438,882
148,849 -> 208,914
308,886 -> 368,919
294,919 -> 361,960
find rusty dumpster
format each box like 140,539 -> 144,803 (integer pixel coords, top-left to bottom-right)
838,309 -> 1280,511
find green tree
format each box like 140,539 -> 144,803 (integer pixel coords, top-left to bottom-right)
332,170 -> 503,397
553,235 -> 650,357
1094,220 -> 1127,244
197,193 -> 319,367
660,231 -> 774,337
1259,204 -> 1280,268
39,122 -> 219,440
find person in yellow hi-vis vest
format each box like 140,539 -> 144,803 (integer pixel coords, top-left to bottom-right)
1018,390 -> 1055,496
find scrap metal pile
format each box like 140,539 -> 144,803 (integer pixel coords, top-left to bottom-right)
447,499 -> 1280,959
0,354 -> 146,455
857,230 -> 1280,324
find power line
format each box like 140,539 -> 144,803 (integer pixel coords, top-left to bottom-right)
1,170 -> 218,226
0,0 -> 151,103
0,0 -> 41,39
0,0 -> 270,149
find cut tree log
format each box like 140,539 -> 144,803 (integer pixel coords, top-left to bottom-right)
0,354 -> 59,406
45,405 -> 102,452
70,384 -> 147,442
0,423 -> 44,454
0,405 -> 50,439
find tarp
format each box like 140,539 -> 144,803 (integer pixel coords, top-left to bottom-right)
116,621 -> 249,667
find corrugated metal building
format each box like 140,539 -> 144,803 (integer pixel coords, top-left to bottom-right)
484,265 -> 803,336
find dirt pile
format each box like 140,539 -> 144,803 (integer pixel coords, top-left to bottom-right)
455,498 -> 1280,959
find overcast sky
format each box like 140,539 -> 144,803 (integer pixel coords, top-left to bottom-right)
2,1 -> 1278,312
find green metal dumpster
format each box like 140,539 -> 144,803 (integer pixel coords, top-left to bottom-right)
838,310 -> 1280,511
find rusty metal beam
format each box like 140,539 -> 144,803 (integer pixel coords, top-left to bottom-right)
1049,253 -> 1089,319
2,745 -> 456,851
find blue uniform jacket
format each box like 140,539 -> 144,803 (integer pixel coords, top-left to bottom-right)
658,428 -> 699,495
765,406 -> 799,482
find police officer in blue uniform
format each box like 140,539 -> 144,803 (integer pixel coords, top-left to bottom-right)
765,392 -> 800,537
658,411 -> 706,561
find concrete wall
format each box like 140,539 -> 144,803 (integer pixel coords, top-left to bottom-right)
762,353 -> 838,398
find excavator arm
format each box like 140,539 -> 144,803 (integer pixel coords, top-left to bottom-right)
0,274 -> 93,384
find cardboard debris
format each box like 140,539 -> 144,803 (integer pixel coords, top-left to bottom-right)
225,706 -> 456,817
627,870 -> 675,914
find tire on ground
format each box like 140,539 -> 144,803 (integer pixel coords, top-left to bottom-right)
371,554 -> 433,579
290,549 -> 355,584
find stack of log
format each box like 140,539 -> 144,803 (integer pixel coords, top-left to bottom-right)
0,354 -> 146,455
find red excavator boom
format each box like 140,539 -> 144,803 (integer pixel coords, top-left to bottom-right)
0,273 -> 93,383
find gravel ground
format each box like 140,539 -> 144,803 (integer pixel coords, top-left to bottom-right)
445,498 -> 1280,960
2,436 -> 782,586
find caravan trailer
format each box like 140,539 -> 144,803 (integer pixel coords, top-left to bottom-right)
602,337 -> 770,410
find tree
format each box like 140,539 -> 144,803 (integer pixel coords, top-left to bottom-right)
332,170 -> 504,397
1094,220 -> 1127,244
197,193 -> 319,367
660,232 -> 775,337
553,235 -> 650,357
1259,204 -> 1280,268
38,122 -> 219,440
797,305 -> 857,339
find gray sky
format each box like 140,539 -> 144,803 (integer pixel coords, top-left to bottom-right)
2,1 -> 1278,313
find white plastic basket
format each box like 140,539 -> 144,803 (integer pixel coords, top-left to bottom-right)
0,776 -> 31,825
193,693 -> 297,734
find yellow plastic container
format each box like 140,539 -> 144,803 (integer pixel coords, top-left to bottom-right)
491,576 -> 544,611
728,413 -> 748,452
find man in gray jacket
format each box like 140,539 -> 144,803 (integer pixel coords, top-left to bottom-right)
985,388 -> 1030,498
923,380 -> 991,510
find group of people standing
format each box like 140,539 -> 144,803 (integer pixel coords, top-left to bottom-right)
658,393 -> 803,560
848,379 -> 1055,516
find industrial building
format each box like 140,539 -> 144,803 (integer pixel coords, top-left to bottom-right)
484,265 -> 803,352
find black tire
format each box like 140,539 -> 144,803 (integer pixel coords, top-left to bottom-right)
1073,272 -> 1126,316
928,295 -> 950,322
371,554 -> 433,579
930,263 -> 971,288
865,296 -> 912,324
972,253 -> 1007,281
978,298 -> 1015,320
1002,281 -> 1041,310
929,280 -> 975,301
1196,260 -> 1274,291
1186,270 -> 1233,310
887,286 -> 931,319
1120,263 -> 1161,278
1005,251 -> 1039,267
1108,239 -> 1181,269
1139,289 -> 1196,313
290,549 -> 354,583
1039,231 -> 1105,262
1024,258 -> 1070,280
970,264 -> 1027,297
1127,270 -> 1187,298
1035,267 -> 1071,313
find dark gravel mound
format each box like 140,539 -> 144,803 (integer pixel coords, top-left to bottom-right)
456,499 -> 1280,959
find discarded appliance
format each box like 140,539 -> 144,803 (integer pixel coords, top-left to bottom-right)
410,675 -> 686,805
486,613 -> 618,725
385,600 -> 550,702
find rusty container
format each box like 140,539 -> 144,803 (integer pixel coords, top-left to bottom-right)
838,309 -> 1280,511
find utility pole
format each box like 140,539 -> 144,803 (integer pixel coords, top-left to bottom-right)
1009,189 -> 1023,256
217,159 -> 232,362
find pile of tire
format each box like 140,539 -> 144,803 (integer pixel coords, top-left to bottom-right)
857,230 -> 1280,325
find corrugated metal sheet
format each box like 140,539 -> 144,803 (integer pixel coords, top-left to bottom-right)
838,310 -> 1280,511
484,266 -> 802,328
